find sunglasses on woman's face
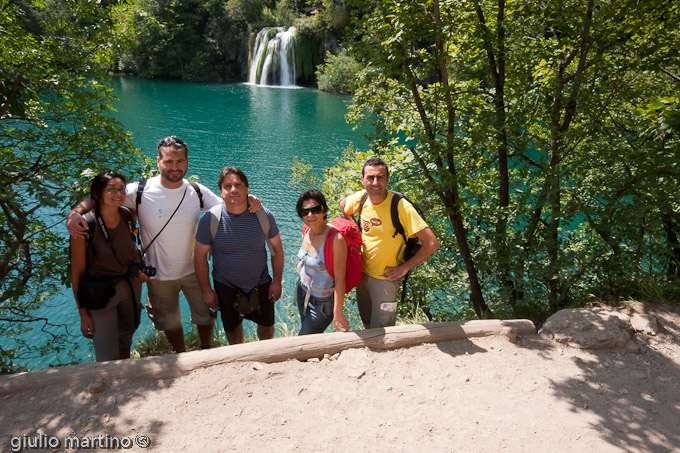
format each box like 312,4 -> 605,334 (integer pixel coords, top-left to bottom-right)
299,205 -> 323,217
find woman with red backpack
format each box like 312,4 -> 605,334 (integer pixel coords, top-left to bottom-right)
295,189 -> 350,334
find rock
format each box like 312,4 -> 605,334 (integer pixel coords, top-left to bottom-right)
86,381 -> 104,394
630,313 -> 659,335
539,308 -> 633,350
336,348 -> 372,366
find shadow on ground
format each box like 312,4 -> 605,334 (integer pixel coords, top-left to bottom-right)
522,304 -> 680,452
0,353 -> 185,450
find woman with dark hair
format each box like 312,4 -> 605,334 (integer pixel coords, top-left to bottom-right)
295,189 -> 349,334
70,171 -> 148,361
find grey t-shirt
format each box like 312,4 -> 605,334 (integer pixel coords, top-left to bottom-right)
195,205 -> 279,292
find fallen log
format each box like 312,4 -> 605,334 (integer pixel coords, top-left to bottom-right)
0,319 -> 534,395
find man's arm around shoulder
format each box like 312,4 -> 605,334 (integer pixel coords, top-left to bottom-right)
66,198 -> 96,238
340,195 -> 357,222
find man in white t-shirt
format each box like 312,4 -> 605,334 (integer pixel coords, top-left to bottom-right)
67,136 -> 260,353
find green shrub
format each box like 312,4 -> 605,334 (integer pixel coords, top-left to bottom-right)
316,50 -> 362,94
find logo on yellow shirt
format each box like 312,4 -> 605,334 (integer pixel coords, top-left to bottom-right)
362,217 -> 382,232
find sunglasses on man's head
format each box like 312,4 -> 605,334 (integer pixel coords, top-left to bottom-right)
158,136 -> 185,147
299,205 -> 324,217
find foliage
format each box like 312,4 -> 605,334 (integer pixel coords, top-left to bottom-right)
337,0 -> 680,321
267,0 -> 296,27
133,327 -> 229,357
294,0 -> 349,36
108,0 -> 351,83
293,31 -> 322,84
316,49 -> 362,94
114,0 -> 251,81
225,0 -> 275,25
289,156 -> 322,190
0,0 -> 143,373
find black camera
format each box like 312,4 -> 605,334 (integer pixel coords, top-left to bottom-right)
128,261 -> 157,278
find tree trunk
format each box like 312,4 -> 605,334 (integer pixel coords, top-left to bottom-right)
0,319 -> 536,395
474,0 -> 514,311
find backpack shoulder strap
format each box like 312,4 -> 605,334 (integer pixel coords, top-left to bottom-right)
135,179 -> 147,210
189,181 -> 204,209
119,206 -> 137,240
209,206 -> 275,256
136,179 -> 204,209
119,206 -> 134,227
389,190 -> 407,242
323,227 -> 338,279
357,191 -> 369,227
256,209 -> 275,257
209,204 -> 222,240
84,211 -> 97,251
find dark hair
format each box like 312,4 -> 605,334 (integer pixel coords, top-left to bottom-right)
296,189 -> 329,219
157,136 -> 188,158
218,166 -> 249,189
90,171 -> 127,209
362,157 -> 389,177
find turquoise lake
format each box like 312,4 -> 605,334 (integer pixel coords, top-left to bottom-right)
16,77 -> 370,370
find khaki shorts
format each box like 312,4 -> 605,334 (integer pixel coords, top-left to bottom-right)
355,273 -> 403,329
145,273 -> 212,331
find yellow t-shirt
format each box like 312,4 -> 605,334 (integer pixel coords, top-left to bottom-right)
343,190 -> 428,279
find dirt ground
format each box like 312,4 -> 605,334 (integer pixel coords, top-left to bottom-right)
2,302 -> 679,453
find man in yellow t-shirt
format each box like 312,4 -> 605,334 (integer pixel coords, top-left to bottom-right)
340,158 -> 440,328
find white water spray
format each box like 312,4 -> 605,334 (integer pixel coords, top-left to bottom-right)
248,27 -> 297,86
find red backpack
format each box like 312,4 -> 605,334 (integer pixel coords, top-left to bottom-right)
302,218 -> 363,293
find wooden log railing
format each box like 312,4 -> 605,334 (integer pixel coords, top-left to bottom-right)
0,319 -> 535,396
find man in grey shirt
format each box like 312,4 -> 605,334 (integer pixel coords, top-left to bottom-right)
194,167 -> 284,345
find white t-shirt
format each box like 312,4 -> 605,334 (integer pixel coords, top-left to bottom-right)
124,176 -> 222,281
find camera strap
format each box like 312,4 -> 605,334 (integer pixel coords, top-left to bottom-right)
93,207 -> 137,269
95,208 -> 135,241
139,185 -> 188,257
90,208 -> 141,326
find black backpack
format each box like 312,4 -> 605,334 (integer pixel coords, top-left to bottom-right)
357,190 -> 425,303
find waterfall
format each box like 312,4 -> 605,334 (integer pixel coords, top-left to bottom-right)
248,27 -> 297,86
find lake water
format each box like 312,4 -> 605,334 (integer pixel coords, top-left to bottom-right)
17,77 -> 369,370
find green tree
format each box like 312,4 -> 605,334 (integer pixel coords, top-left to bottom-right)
0,0 -> 143,372
316,49 -> 362,94
115,0 -> 249,81
341,0 -> 679,319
